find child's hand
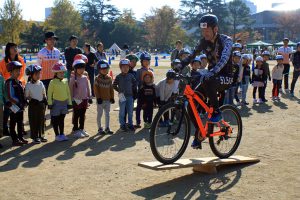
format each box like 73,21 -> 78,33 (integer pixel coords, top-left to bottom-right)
48,105 -> 53,110
97,98 -> 103,104
110,99 -> 115,104
88,99 -> 93,104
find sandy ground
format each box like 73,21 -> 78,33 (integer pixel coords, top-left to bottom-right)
0,60 -> 300,200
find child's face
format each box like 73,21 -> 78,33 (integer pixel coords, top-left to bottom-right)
11,68 -> 20,79
32,71 -> 41,81
144,75 -> 152,84
100,68 -> 109,75
142,60 -> 150,68
233,56 -> 240,64
166,79 -> 174,84
263,55 -> 269,61
192,62 -> 201,70
256,61 -> 262,67
130,60 -> 137,69
76,68 -> 85,75
56,71 -> 65,79
277,60 -> 283,65
233,48 -> 241,52
201,58 -> 208,67
121,65 -> 129,73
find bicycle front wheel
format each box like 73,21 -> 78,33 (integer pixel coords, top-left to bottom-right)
208,105 -> 243,158
150,102 -> 191,164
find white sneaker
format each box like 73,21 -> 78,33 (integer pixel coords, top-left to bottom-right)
81,130 -> 90,137
60,134 -> 69,141
253,99 -> 257,104
55,135 -> 63,142
258,99 -> 263,104
74,130 -> 85,138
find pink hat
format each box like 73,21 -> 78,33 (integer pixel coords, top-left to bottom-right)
52,63 -> 67,73
74,54 -> 88,63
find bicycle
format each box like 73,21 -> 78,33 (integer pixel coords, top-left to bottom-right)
150,74 -> 243,164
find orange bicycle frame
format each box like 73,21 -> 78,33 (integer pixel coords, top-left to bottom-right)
183,85 -> 231,139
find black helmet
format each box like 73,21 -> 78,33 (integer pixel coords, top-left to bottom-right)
25,64 -> 42,76
7,61 -> 22,72
97,60 -> 110,70
199,14 -> 218,28
166,69 -> 176,80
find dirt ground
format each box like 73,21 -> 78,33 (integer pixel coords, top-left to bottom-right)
0,60 -> 300,200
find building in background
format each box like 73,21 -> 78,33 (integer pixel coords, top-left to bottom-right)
241,0 -> 257,14
45,7 -> 52,19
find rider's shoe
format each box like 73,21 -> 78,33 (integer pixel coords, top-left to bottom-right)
191,138 -> 202,149
209,109 -> 222,123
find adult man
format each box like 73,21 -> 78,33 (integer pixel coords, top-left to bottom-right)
171,40 -> 183,61
37,32 -> 60,91
64,35 -> 82,81
277,38 -> 293,92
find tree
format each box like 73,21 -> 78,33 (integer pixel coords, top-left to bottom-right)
0,0 -> 24,43
110,9 -> 144,48
144,6 -> 178,50
44,0 -> 83,48
179,0 -> 229,38
275,10 -> 300,41
80,0 -> 120,44
20,22 -> 44,52
228,0 -> 253,41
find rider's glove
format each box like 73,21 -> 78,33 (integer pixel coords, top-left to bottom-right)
200,71 -> 215,83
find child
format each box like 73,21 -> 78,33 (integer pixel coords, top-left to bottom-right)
47,63 -> 72,142
94,60 -> 115,135
69,59 -> 93,138
290,42 -> 300,97
126,54 -> 139,79
191,56 -> 201,76
239,54 -> 251,105
252,56 -> 266,104
200,54 -> 208,69
113,59 -> 137,132
178,49 -> 191,76
156,70 -> 179,127
0,74 -> 4,148
272,55 -> 284,100
261,51 -> 271,102
135,52 -> 153,128
5,61 -> 28,146
137,71 -> 156,129
232,43 -> 242,52
25,65 -> 47,144
225,51 -> 241,105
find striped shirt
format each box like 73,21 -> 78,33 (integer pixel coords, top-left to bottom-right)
37,47 -> 60,80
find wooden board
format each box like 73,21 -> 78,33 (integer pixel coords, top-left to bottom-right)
138,156 -> 260,172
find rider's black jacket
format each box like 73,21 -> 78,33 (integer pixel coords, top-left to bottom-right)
183,34 -> 233,76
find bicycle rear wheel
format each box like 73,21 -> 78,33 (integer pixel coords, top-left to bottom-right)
208,105 -> 242,158
150,102 -> 191,164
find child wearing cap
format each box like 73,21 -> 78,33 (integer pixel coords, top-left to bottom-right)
69,59 -> 92,138
252,56 -> 266,104
25,65 -> 48,144
135,52 -> 153,128
5,61 -> 28,146
47,63 -> 72,142
200,54 -> 208,69
272,55 -> 284,100
137,71 -> 156,129
155,70 -> 179,127
261,51 -> 271,102
94,60 -> 115,135
113,59 -> 137,132
238,54 -> 251,105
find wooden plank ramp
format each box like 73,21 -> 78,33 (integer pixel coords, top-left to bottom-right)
138,156 -> 260,174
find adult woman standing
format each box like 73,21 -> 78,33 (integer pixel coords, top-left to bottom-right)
0,42 -> 26,136
83,43 -> 98,96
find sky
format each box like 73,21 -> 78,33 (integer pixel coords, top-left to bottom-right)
0,0 -> 300,21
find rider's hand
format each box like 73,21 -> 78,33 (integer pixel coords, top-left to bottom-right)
200,71 -> 215,83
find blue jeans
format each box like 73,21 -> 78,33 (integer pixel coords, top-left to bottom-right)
241,76 -> 250,102
119,96 -> 133,126
224,86 -> 236,105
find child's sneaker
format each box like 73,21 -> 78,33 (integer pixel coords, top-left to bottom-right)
276,96 -> 281,101
55,135 -> 63,142
33,138 -> 41,144
60,134 -> 69,141
257,99 -> 263,104
120,125 -> 127,132
253,99 -> 257,104
127,125 -> 135,132
134,124 -> 142,129
98,128 -> 105,135
81,130 -> 90,137
191,138 -> 202,149
74,130 -> 85,138
209,110 -> 222,123
105,128 -> 114,134
290,92 -> 294,97
40,137 -> 48,143
12,140 -> 24,146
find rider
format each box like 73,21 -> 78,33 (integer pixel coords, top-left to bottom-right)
180,14 -> 233,149
181,14 -> 233,123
